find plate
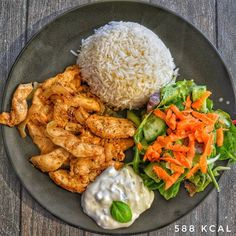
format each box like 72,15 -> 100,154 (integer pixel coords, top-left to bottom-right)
2,1 -> 235,235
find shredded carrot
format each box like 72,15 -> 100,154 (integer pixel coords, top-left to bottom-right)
186,164 -> 200,179
191,111 -> 214,125
187,134 -> 195,162
153,109 -> 166,120
166,113 -> 176,130
144,148 -> 160,161
170,105 -> 185,120
182,109 -> 193,114
166,109 -> 173,121
153,166 -> 171,183
191,91 -> 212,110
167,144 -> 190,152
194,129 -> 204,143
199,133 -> 214,173
165,172 -> 182,190
137,142 -> 143,151
152,142 -> 163,151
156,136 -> 172,147
207,113 -> 219,123
174,151 -> 191,168
216,127 -> 224,147
160,155 -> 183,166
169,163 -> 185,174
185,95 -> 192,109
177,118 -> 200,130
167,128 -> 172,135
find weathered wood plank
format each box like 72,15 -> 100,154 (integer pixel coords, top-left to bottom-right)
20,1 -> 89,236
0,0 -> 27,235
217,1 -> 236,235
149,1 -> 217,235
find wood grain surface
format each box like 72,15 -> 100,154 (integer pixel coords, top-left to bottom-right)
0,1 -> 235,236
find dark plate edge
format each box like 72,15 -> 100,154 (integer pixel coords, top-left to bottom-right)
1,1 -> 235,235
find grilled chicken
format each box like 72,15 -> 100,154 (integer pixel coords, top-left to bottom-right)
86,114 -> 136,138
0,83 -> 33,127
46,121 -> 104,158
70,94 -> 101,112
104,138 -> 134,162
1,65 -> 136,194
30,148 -> 70,172
41,65 -> 81,91
49,169 -> 87,193
27,120 -> 56,154
28,87 -> 53,125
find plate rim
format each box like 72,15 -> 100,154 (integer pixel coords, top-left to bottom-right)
1,1 -> 235,235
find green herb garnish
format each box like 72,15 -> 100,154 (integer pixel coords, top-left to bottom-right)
110,201 -> 132,223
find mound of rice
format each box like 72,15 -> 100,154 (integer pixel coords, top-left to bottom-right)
77,21 -> 176,110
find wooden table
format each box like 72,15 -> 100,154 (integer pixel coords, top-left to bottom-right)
0,1 -> 235,235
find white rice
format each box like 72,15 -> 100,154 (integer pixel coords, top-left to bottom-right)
77,21 -> 176,110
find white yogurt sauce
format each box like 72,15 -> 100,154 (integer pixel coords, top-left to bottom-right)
81,166 -> 154,229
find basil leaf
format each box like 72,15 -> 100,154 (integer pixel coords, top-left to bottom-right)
110,201 -> 132,223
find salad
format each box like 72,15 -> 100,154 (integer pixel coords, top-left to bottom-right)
128,80 -> 236,200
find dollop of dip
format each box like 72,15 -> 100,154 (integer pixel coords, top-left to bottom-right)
81,166 -> 154,229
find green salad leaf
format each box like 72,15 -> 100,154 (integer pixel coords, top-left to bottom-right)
158,181 -> 181,200
215,110 -> 236,162
158,80 -> 195,108
130,79 -> 235,200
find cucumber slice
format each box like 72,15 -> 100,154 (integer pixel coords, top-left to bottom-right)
127,110 -> 141,127
143,114 -> 166,142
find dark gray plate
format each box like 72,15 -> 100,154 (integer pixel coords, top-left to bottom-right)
2,1 -> 235,235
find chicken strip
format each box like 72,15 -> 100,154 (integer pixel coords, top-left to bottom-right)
41,65 -> 80,91
0,83 -> 33,127
27,120 -> 56,154
70,155 -> 106,176
64,122 -> 82,133
71,94 -> 101,112
46,121 -> 104,158
53,102 -> 70,127
49,154 -> 123,193
30,148 -> 70,172
28,87 -> 53,125
86,114 -> 136,138
77,129 -> 101,145
74,107 -> 90,125
104,138 -> 134,162
49,170 -> 87,193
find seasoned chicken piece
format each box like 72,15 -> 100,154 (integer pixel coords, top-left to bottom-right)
53,102 -> 70,127
30,148 -> 70,172
0,83 -> 33,127
49,170 -> 87,193
104,138 -> 134,162
71,94 -> 101,112
108,138 -> 134,150
27,121 -> 56,154
70,154 -> 106,176
28,87 -> 53,125
74,107 -> 90,125
41,65 -> 80,91
42,83 -> 73,100
78,129 -> 101,145
46,121 -> 104,158
86,114 -> 136,138
64,122 -> 82,133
